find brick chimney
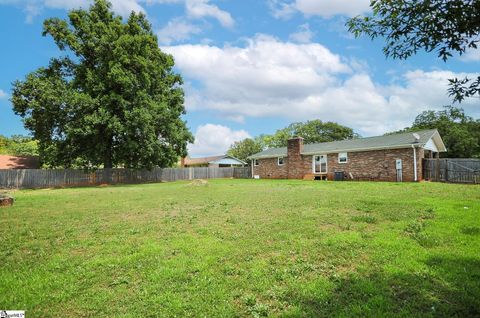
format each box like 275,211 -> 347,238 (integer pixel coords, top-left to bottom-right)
287,137 -> 304,179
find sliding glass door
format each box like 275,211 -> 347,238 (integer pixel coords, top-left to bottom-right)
313,155 -> 327,174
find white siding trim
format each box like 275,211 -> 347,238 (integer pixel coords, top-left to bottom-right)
423,138 -> 439,152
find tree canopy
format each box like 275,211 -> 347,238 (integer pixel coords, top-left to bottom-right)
347,0 -> 480,103
259,120 -> 359,149
388,106 -> 480,158
227,138 -> 263,164
228,120 -> 359,163
12,0 -> 193,169
0,135 -> 39,156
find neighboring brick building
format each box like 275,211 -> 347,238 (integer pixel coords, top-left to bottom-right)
248,129 -> 446,182
0,155 -> 40,169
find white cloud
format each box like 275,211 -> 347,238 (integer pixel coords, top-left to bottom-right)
146,0 -> 234,27
157,18 -> 202,45
24,3 -> 42,23
109,0 -> 145,15
163,36 -> 479,136
163,34 -> 350,90
185,0 -> 234,28
0,89 -> 7,99
144,0 -> 181,3
3,0 -> 234,30
289,23 -> 314,43
268,0 -> 296,20
270,0 -> 371,19
42,0 -> 89,9
0,0 -> 144,20
295,0 -> 370,18
459,49 -> 480,62
188,124 -> 250,156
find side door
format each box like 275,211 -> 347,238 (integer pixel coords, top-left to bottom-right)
313,155 -> 327,174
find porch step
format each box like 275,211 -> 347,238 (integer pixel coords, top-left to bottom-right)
303,174 -> 315,180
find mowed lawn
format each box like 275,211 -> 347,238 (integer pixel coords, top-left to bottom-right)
1,180 -> 479,317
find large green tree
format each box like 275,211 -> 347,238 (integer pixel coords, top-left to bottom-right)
228,120 -> 358,161
0,135 -> 8,154
12,0 -> 193,169
0,135 -> 39,156
389,106 -> 480,158
260,120 -> 359,148
413,107 -> 480,158
347,0 -> 480,103
227,138 -> 263,164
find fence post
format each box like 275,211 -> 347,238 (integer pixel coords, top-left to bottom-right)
444,159 -> 448,182
435,157 -> 440,181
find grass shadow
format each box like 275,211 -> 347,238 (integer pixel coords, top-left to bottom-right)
284,256 -> 480,317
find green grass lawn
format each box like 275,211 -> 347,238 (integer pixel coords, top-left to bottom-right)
1,180 -> 479,317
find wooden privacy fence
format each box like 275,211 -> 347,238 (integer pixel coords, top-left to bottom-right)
423,158 -> 480,184
0,167 -> 252,189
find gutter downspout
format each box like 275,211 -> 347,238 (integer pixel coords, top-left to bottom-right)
251,160 -> 254,179
412,144 -> 418,181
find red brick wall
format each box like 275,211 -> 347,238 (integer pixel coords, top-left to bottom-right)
253,147 -> 425,182
287,137 -> 304,179
253,157 -> 288,178
326,147 -> 424,182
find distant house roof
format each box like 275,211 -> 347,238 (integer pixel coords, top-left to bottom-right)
183,154 -> 246,166
0,155 -> 40,169
248,129 -> 447,159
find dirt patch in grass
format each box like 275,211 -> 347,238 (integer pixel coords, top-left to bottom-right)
0,193 -> 14,207
188,179 -> 208,186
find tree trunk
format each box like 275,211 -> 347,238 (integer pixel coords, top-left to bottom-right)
103,137 -> 113,184
104,152 -> 113,169
103,135 -> 113,169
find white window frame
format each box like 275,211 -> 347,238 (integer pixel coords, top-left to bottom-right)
254,159 -> 259,166
277,157 -> 285,166
338,152 -> 348,164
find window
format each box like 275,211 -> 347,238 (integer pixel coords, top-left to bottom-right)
313,155 -> 327,173
278,157 -> 284,165
338,152 -> 348,163
254,159 -> 259,166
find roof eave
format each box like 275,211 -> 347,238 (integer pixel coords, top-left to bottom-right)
248,154 -> 286,160
301,143 -> 430,155
209,155 -> 247,165
431,130 -> 448,152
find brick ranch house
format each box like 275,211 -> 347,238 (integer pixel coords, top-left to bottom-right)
248,129 -> 446,182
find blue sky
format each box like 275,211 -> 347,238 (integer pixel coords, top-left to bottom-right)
0,0 -> 478,156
